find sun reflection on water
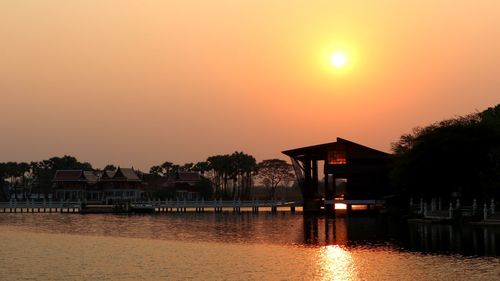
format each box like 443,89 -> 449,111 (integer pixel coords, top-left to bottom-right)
319,245 -> 357,281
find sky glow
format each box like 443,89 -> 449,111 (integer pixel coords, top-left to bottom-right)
0,1 -> 499,169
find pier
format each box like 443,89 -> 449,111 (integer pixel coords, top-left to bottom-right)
0,199 -> 301,214
409,197 -> 498,223
0,199 -> 82,213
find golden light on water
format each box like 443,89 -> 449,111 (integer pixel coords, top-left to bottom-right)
320,245 -> 357,281
335,203 -> 347,210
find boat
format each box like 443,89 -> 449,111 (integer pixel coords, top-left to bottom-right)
129,203 -> 155,213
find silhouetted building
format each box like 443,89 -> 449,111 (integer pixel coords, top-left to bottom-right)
53,170 -> 98,200
145,172 -> 203,200
99,167 -> 144,203
282,137 -> 393,213
52,167 -> 144,202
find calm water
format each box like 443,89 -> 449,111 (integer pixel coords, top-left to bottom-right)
0,212 -> 499,280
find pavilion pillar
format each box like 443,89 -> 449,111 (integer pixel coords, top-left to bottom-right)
324,173 -> 334,214
302,159 -> 321,213
324,173 -> 330,199
303,159 -> 311,198
331,177 -> 337,201
312,160 -> 319,196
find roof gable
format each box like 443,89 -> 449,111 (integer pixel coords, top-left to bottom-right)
112,167 -> 141,181
83,171 -> 98,184
282,137 -> 392,160
176,172 -> 201,182
53,170 -> 85,182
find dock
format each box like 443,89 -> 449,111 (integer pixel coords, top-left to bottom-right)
0,199 -> 302,214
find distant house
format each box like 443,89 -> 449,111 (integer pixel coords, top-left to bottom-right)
99,167 -> 144,203
53,170 -> 98,201
146,172 -> 203,200
52,167 -> 144,202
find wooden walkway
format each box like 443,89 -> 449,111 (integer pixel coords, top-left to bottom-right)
0,200 -> 81,213
0,199 -> 302,214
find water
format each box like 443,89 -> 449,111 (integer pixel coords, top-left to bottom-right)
0,213 -> 499,280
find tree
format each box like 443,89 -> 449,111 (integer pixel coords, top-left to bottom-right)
193,161 -> 210,175
103,164 -> 117,171
391,104 -> 500,202
205,152 -> 256,199
256,159 -> 295,200
30,155 -> 93,197
207,154 -> 231,198
180,163 -> 194,172
229,152 -> 256,199
194,177 -> 214,199
149,161 -> 176,178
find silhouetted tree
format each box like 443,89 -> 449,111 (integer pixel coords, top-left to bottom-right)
391,104 -> 500,202
30,156 -> 93,197
193,161 -> 210,175
103,164 -> 117,171
180,163 -> 194,172
149,161 -> 177,178
256,159 -> 294,200
205,152 -> 256,199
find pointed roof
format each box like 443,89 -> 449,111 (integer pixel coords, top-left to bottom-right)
176,172 -> 201,182
282,137 -> 392,160
53,170 -> 86,182
83,171 -> 98,184
100,170 -> 116,180
112,167 -> 141,181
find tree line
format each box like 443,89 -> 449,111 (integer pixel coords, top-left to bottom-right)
0,156 -> 93,200
0,153 -> 295,201
6,104 -> 496,203
391,104 -> 500,202
149,152 -> 295,200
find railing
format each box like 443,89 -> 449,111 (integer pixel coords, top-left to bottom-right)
135,199 -> 301,213
409,198 -> 496,220
0,199 -> 82,213
0,199 -> 303,214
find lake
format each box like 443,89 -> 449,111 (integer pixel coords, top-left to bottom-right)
0,212 -> 499,280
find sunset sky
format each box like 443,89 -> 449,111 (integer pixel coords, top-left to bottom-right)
1,1 -> 499,170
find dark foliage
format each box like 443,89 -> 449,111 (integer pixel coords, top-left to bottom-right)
391,104 -> 500,202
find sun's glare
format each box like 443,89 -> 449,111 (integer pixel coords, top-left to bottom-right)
330,52 -> 347,68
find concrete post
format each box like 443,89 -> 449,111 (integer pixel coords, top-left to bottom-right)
472,199 -> 477,216
484,203 -> 488,220
491,199 -> 495,215
449,202 -> 453,219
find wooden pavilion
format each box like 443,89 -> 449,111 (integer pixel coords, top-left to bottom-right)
282,138 -> 393,213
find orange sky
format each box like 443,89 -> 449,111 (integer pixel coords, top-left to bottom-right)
1,1 -> 499,170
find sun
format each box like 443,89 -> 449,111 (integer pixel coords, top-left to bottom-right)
330,52 -> 347,68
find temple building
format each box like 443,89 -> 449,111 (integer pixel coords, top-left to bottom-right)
99,167 -> 144,203
52,167 -> 144,202
145,172 -> 203,200
282,137 -> 393,213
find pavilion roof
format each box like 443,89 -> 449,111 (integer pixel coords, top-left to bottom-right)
111,167 -> 141,181
83,171 -> 98,184
282,137 -> 392,160
176,172 -> 201,182
53,170 -> 85,181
